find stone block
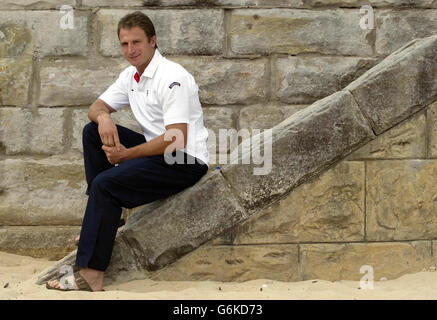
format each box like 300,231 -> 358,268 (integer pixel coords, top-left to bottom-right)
239,104 -> 308,132
0,24 -> 32,58
276,56 -> 379,104
170,56 -> 269,105
216,0 -> 304,6
203,106 -> 234,155
82,0 -> 147,6
229,9 -> 373,55
376,9 -> 437,55
0,55 -> 32,106
234,161 -> 365,244
0,226 -> 81,260
80,0 -> 437,7
366,160 -> 437,240
151,244 -> 300,282
38,57 -> 129,107
221,90 -> 374,211
428,100 -> 437,158
300,241 -> 432,281
0,107 -> 65,155
96,9 -> 224,56
0,0 -> 76,9
0,156 -> 87,226
203,106 -> 234,133
346,35 -> 437,135
433,241 -> 437,266
307,0 -> 436,7
347,111 -> 426,160
0,10 -> 88,57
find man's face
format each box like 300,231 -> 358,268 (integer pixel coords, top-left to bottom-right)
119,26 -> 156,71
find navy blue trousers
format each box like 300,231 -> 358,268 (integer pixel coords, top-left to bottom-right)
75,121 -> 208,271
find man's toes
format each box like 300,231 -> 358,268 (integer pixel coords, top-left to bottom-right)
48,279 -> 60,288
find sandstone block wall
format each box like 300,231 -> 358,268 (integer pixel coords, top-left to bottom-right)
1,1 -> 437,282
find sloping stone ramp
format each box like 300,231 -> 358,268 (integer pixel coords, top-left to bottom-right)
36,34 -> 437,285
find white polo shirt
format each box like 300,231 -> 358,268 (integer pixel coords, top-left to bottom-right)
98,49 -> 209,166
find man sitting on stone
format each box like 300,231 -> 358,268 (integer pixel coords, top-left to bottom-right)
46,11 -> 209,292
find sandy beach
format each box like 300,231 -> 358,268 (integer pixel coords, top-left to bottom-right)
1,251 -> 437,300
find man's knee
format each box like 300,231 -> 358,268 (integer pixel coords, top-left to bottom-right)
89,173 -> 113,194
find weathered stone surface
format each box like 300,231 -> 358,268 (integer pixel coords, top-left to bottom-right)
346,110 -> 426,160
38,57 -> 129,107
376,9 -> 437,55
117,171 -> 247,271
82,0 -> 147,6
276,56 -> 379,104
206,227 -> 234,245
234,161 -> 365,244
203,106 -> 235,156
429,100 -> 437,157
221,90 -> 374,210
366,160 -> 437,241
229,9 -> 373,55
0,0 -> 76,9
203,106 -> 235,132
0,156 -> 87,226
433,241 -> 437,266
0,10 -> 88,57
85,0 -> 224,6
239,104 -> 307,133
78,0 -> 437,7
0,107 -> 65,155
171,56 -> 269,105
0,226 -> 81,260
0,24 -> 32,58
96,9 -> 224,56
0,55 -> 32,106
300,241 -> 432,281
346,35 -> 437,135
151,244 -> 300,282
307,0 -> 436,7
71,107 -> 142,153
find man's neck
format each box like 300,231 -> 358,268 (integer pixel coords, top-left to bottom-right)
136,49 -> 155,77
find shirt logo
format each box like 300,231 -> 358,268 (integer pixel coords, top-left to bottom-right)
169,82 -> 181,89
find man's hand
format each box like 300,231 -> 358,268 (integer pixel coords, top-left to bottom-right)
97,113 -> 121,151
102,143 -> 131,165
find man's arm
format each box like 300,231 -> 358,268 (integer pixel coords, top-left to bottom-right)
88,99 -> 122,151
102,123 -> 187,164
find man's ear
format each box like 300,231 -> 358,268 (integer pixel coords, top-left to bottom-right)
149,35 -> 156,48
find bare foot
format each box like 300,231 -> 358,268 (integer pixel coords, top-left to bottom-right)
79,268 -> 104,291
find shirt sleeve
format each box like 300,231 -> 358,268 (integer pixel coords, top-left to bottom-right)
98,69 -> 130,111
161,74 -> 191,127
